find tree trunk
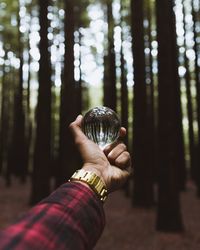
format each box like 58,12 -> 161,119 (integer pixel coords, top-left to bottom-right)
58,1 -> 78,186
182,1 -> 195,181
131,0 -> 154,207
30,0 -> 51,204
120,0 -> 128,147
0,50 -> 8,176
9,1 -> 27,182
147,1 -> 157,183
76,30 -> 82,115
192,0 -> 200,197
120,0 -> 129,196
103,0 -> 117,111
156,0 -> 184,231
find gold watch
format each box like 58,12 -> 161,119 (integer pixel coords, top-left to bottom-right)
69,169 -> 108,202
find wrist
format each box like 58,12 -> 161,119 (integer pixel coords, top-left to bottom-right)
69,169 -> 108,202
82,164 -> 108,189
71,180 -> 93,192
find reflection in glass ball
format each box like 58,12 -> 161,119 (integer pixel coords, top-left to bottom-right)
82,106 -> 121,149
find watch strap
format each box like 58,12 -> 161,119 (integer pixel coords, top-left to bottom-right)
69,169 -> 108,202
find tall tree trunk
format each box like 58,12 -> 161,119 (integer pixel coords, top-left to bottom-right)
156,0 -> 184,231
26,31 -> 32,169
58,1 -> 77,186
5,67 -> 15,186
182,1 -> 195,181
76,30 -> 82,115
104,0 -> 117,111
131,0 -> 154,207
8,1 -> 27,182
120,51 -> 128,144
30,0 -> 51,204
120,0 -> 128,147
0,50 -> 8,175
192,0 -> 200,197
146,0 -> 157,183
120,0 -> 129,196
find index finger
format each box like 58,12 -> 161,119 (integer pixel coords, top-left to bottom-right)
103,127 -> 127,155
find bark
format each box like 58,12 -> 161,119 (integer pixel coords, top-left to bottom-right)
9,4 -> 27,182
103,0 -> 117,111
120,0 -> 129,196
0,51 -> 8,175
192,0 -> 200,197
120,0 -> 128,146
30,0 -> 51,204
58,1 -> 78,186
156,0 -> 184,231
76,30 -> 82,115
182,1 -> 195,180
146,0 -> 157,183
131,0 -> 154,207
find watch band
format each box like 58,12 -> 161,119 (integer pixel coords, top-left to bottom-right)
69,169 -> 108,202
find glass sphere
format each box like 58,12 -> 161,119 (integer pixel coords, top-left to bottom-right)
82,106 -> 121,149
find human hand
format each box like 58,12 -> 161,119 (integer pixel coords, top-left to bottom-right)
69,115 -> 132,193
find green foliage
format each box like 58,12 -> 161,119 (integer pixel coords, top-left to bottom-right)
0,1 -> 18,51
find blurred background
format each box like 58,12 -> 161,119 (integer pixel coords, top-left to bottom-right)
0,0 -> 200,249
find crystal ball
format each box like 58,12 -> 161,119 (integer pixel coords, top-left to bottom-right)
82,106 -> 121,149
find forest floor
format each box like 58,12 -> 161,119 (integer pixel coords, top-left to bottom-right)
0,178 -> 200,250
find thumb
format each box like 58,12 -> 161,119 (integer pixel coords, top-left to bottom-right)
69,115 -> 88,144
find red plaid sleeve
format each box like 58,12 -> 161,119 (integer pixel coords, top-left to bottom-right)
0,182 -> 105,250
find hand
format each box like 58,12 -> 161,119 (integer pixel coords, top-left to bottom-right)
69,115 -> 132,193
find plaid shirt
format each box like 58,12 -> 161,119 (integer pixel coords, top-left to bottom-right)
0,182 -> 105,250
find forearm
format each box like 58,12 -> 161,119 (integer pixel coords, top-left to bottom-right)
41,182 -> 106,249
0,182 -> 105,250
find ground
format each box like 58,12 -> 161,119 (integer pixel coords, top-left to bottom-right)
0,178 -> 200,250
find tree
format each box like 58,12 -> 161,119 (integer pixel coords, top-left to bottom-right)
58,0 -> 77,186
8,0 -> 27,183
131,0 -> 154,207
0,1 -> 20,183
156,0 -> 185,231
120,0 -> 129,195
30,0 -> 52,204
103,0 -> 117,111
145,0 -> 157,182
0,50 -> 8,176
192,0 -> 200,197
56,0 -> 90,186
181,0 -> 195,181
120,0 -> 129,147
